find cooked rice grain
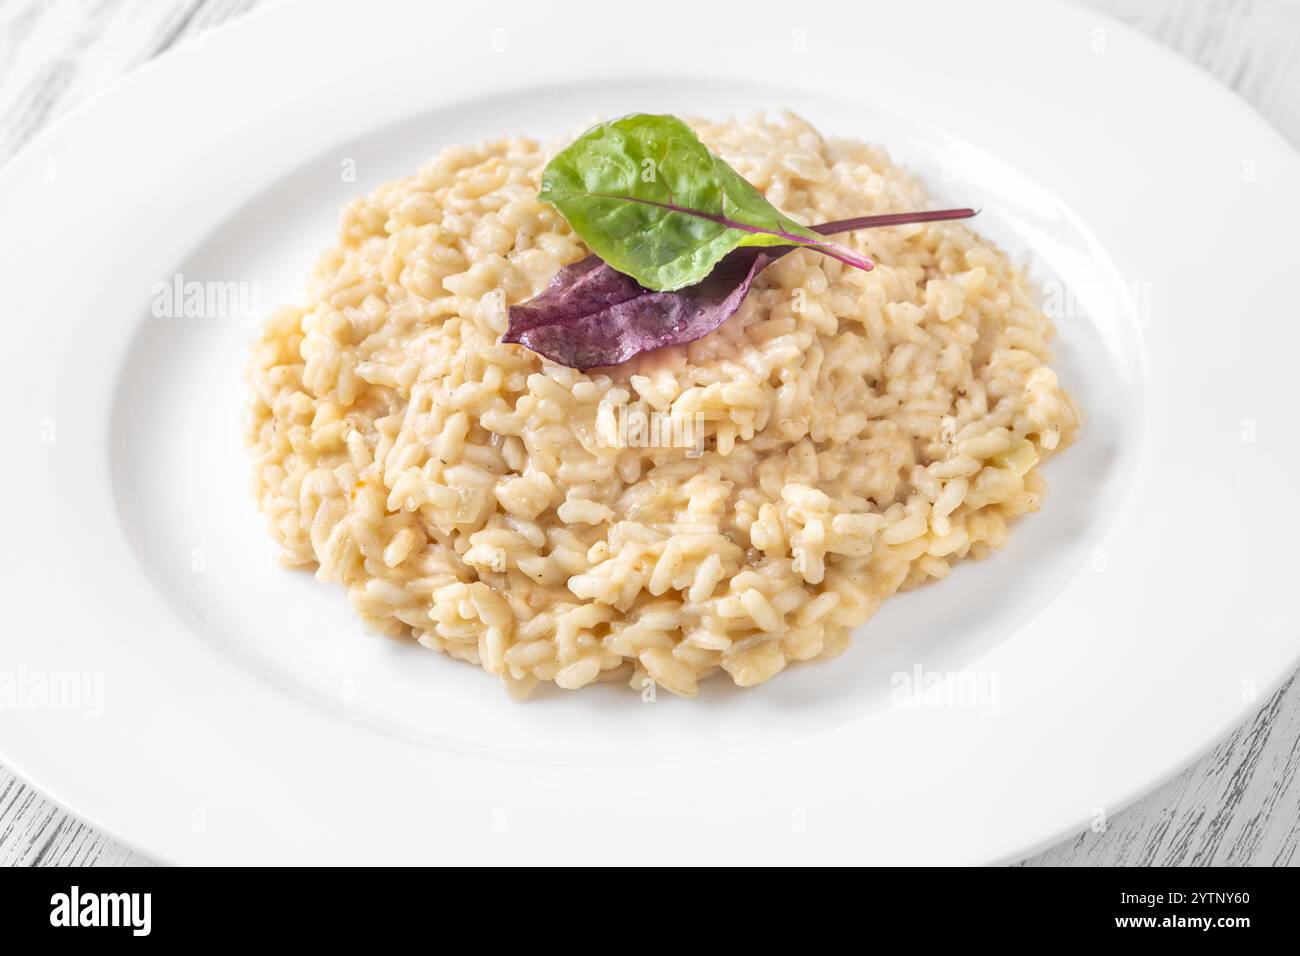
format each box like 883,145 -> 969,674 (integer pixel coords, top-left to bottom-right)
245,113 -> 1080,698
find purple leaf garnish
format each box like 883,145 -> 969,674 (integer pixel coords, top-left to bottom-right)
505,248 -> 774,371
503,208 -> 977,371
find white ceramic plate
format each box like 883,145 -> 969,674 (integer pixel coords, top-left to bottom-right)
2,0 -> 1298,865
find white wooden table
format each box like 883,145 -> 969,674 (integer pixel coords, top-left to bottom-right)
2,0 -> 1298,867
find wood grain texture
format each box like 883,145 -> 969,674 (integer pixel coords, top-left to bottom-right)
0,0 -> 1297,867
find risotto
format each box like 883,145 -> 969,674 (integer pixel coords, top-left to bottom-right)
244,113 -> 1080,698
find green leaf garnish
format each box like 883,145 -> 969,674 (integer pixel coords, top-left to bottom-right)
539,114 -> 874,292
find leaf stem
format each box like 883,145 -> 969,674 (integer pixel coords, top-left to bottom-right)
811,208 -> 979,235
576,190 -> 877,271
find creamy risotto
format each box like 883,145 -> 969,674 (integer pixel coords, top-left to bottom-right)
245,113 -> 1079,698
